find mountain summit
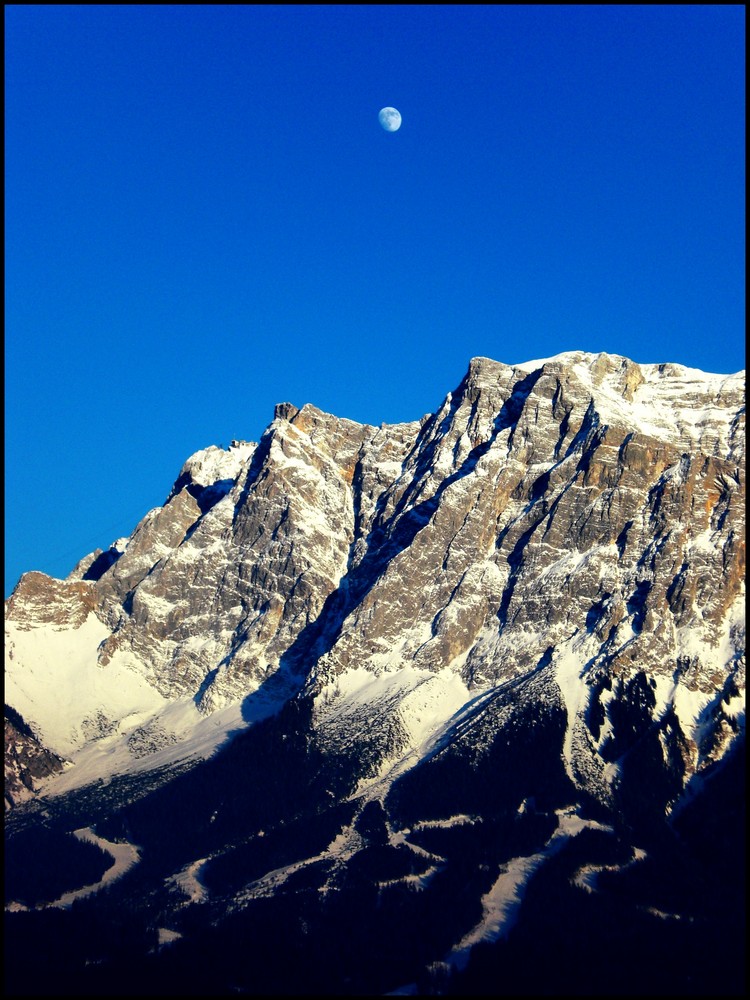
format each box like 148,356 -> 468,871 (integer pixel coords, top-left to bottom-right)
5,351 -> 745,995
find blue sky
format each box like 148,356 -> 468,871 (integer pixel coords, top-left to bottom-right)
5,4 -> 745,596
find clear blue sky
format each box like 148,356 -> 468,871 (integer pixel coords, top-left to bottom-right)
5,4 -> 745,596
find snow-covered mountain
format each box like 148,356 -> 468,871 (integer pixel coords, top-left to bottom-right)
4,351 -> 745,995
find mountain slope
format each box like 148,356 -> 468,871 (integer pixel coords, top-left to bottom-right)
4,351 -> 745,995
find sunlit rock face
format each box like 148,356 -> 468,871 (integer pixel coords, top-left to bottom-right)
4,351 -> 745,996
5,351 -> 744,804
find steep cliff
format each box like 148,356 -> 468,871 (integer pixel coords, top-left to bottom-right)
4,351 -> 745,995
5,351 -> 743,807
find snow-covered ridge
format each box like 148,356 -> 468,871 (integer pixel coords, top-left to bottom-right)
175,440 -> 256,489
512,349 -> 743,379
506,350 -> 743,454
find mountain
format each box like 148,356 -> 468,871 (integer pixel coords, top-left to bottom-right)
4,351 -> 745,996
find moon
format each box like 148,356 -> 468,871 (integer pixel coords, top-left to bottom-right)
378,107 -> 402,132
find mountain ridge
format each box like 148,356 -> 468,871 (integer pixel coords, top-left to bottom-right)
5,350 -> 744,801
4,349 -> 745,994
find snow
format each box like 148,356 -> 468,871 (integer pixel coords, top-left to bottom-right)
642,906 -> 690,922
232,822 -> 365,908
37,697 -> 247,799
450,853 -> 541,968
671,684 -> 714,740
593,682 -> 617,750
722,689 -> 745,720
650,592 -> 745,745
572,844 -> 646,895
513,351 -> 602,370
411,814 -> 479,831
315,665 -> 494,799
553,640 -> 590,786
378,866 -> 441,892
387,830 -> 440,862
447,807 -> 612,971
168,859 -> 209,905
156,928 -> 183,948
5,348 -> 743,935
178,442 -> 255,489
43,828 -> 139,910
388,817 -> 478,867
395,671 -> 477,749
4,612 -> 167,758
317,665 -> 473,739
513,350 -> 742,380
511,351 -> 744,453
234,804 -> 475,910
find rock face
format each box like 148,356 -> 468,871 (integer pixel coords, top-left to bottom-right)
5,351 -> 744,785
4,706 -> 65,810
4,351 -> 746,996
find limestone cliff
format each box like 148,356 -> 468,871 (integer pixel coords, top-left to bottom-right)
4,352 -> 744,811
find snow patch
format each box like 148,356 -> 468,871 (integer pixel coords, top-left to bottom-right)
178,442 -> 255,490
4,613 -> 167,758
168,859 -> 209,905
37,698 -> 247,798
553,641 -> 589,786
447,807 -> 612,971
572,844 -> 646,895
156,928 -> 183,948
44,828 -> 140,909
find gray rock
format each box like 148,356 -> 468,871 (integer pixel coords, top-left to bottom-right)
4,352 -> 745,809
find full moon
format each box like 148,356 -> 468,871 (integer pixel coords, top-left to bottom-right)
378,107 -> 402,132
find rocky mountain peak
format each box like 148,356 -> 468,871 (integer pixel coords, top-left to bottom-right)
4,350 -> 745,995
273,401 -> 300,422
4,351 -> 744,803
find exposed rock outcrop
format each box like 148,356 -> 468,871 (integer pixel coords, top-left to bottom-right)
4,352 -> 744,811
